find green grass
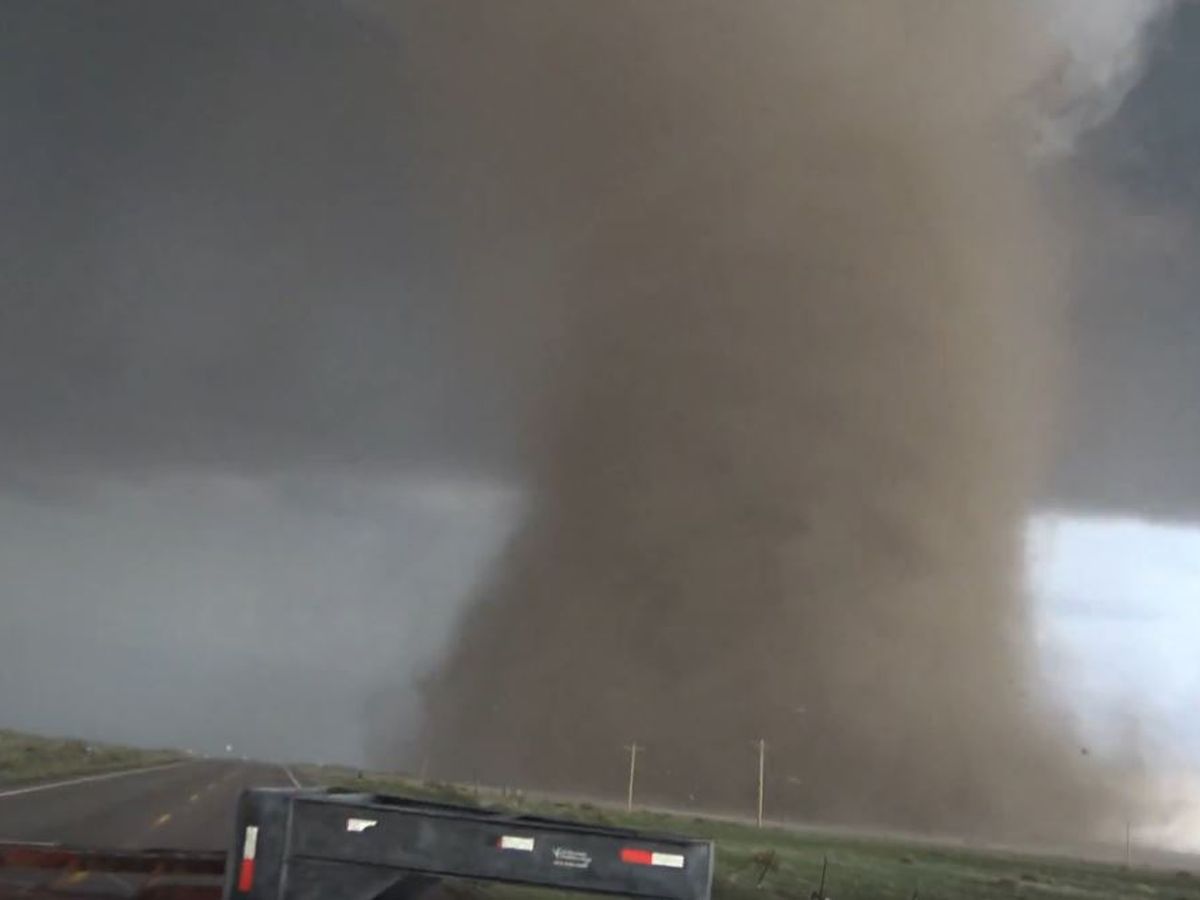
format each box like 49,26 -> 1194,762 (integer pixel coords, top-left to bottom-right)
295,764 -> 1200,900
0,728 -> 183,786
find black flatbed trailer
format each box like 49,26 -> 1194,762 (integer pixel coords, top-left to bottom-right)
227,789 -> 714,900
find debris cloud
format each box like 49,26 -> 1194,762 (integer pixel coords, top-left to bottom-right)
371,1 -> 1167,836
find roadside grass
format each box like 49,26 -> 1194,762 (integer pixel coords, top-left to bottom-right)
0,728 -> 182,787
294,765 -> 1200,900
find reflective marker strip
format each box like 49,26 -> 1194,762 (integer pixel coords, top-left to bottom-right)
237,826 -> 258,891
620,848 -> 685,869
498,835 -> 535,852
237,855 -> 255,891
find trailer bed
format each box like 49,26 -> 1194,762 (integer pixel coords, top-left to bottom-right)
229,789 -> 713,900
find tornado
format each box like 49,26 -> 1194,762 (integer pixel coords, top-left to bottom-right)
377,1 -> 1154,837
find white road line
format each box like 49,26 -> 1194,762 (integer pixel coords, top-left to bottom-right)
103,873 -> 135,893
281,766 -> 302,789
0,762 -> 190,799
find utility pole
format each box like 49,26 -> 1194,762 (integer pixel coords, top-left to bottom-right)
624,743 -> 641,812
756,739 -> 766,828
1125,820 -> 1131,867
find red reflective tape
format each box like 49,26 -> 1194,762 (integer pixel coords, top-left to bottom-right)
237,826 -> 259,891
620,848 -> 653,865
237,858 -> 255,892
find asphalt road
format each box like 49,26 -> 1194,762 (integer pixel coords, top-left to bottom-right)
0,760 -> 300,851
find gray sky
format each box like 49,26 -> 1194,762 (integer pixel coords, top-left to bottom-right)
0,472 -> 515,761
0,1 -> 1198,766
0,1 -> 529,761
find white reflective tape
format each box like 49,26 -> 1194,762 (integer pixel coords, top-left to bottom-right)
499,835 -> 535,852
651,852 -> 685,869
242,826 -> 259,860
346,818 -> 377,832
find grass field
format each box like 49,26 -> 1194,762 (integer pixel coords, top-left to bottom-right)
294,765 -> 1200,900
0,728 -> 182,787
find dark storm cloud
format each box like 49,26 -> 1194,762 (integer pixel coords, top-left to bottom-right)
0,1 -> 528,479
1051,4 -> 1200,520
